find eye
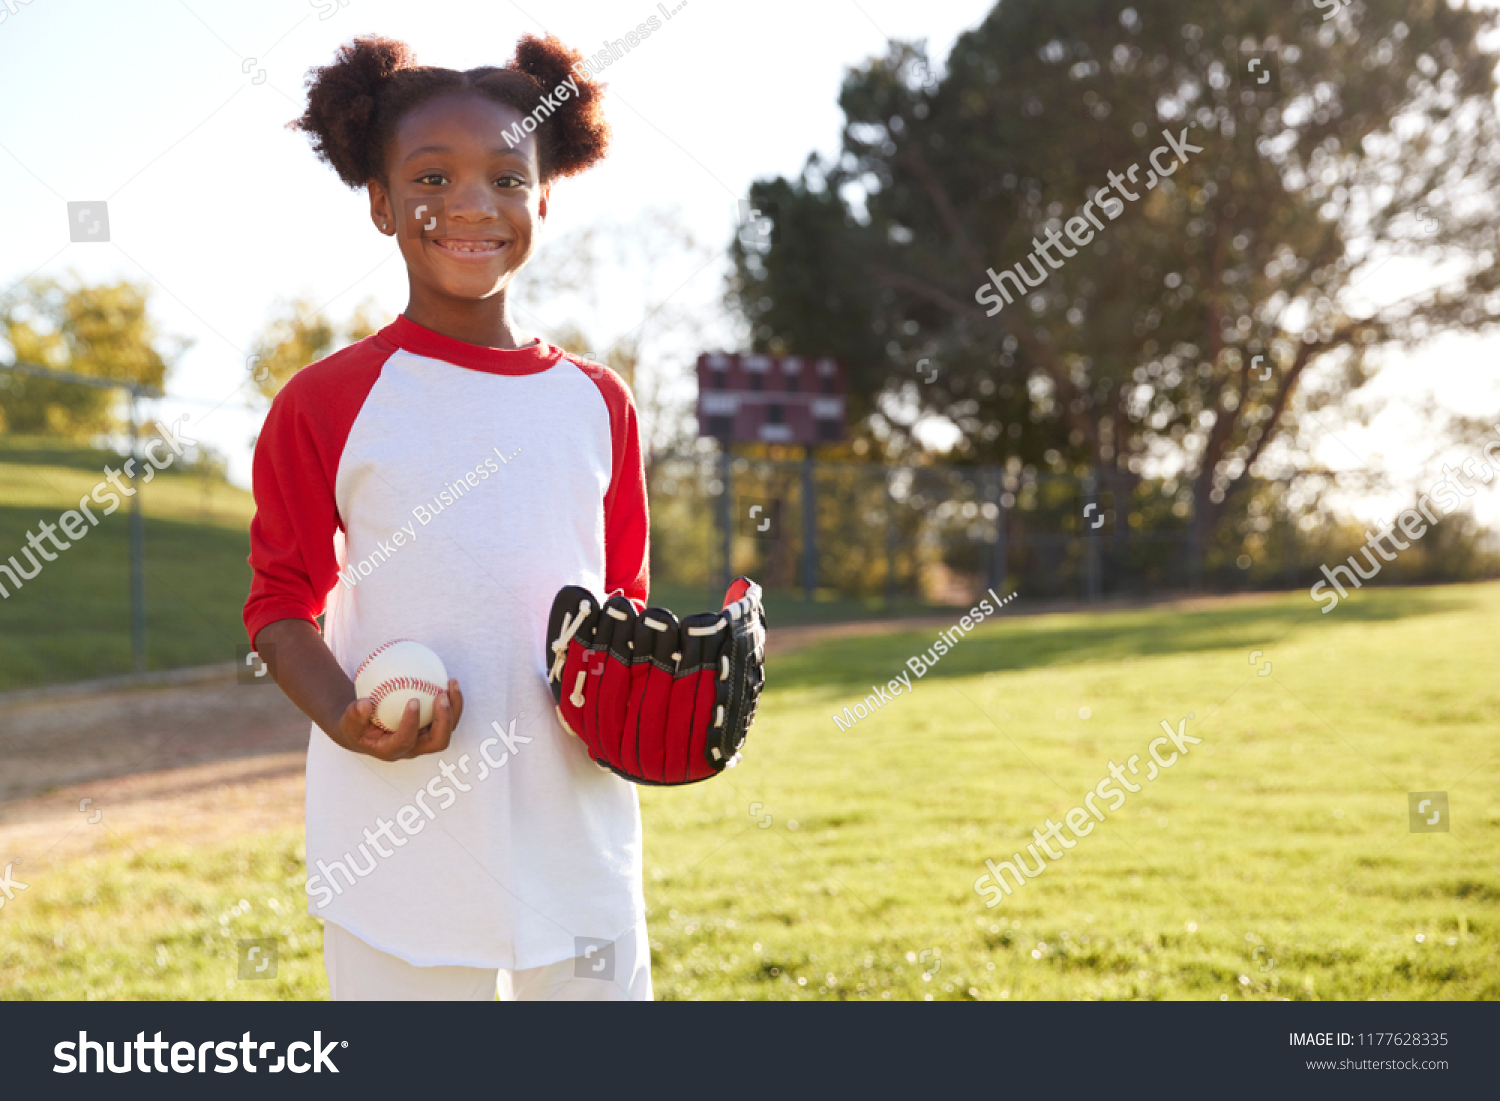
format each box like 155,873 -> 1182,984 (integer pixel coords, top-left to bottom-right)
415,173 -> 447,186
495,173 -> 526,189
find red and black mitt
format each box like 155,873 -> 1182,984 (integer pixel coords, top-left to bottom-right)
545,577 -> 767,785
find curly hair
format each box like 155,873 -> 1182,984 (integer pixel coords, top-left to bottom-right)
288,33 -> 610,187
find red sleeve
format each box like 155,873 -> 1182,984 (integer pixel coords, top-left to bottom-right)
569,356 -> 650,610
243,335 -> 395,647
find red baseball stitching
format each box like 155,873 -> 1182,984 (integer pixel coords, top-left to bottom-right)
355,638 -> 419,682
368,676 -> 446,732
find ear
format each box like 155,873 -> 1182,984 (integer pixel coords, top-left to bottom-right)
538,183 -> 551,224
368,179 -> 393,235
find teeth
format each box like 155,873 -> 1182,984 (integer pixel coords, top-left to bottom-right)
437,240 -> 502,252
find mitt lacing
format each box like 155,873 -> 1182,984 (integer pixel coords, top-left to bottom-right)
549,600 -> 593,684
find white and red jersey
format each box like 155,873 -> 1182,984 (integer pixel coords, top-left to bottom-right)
244,313 -> 649,970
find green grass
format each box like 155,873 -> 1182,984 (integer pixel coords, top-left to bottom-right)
1,582 -> 1495,999
0,834 -> 321,1000
0,436 -> 255,690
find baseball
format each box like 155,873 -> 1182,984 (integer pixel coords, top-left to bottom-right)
354,639 -> 449,733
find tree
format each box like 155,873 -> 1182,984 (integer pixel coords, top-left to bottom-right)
0,275 -> 182,436
730,0 -> 1500,570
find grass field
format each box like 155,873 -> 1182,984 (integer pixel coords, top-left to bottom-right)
1,581 -> 1495,1000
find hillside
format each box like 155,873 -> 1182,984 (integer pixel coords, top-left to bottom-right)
0,435 -> 255,691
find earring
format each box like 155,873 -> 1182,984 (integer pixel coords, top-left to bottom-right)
381,221 -> 388,230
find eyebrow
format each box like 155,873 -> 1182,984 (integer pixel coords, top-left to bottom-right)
402,145 -> 529,163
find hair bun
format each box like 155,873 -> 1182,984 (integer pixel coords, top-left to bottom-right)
510,33 -> 581,94
290,35 -> 420,187
507,33 -> 610,179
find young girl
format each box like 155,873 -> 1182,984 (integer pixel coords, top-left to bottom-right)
244,33 -> 652,1000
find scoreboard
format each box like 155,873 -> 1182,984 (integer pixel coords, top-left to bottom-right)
695,352 -> 847,445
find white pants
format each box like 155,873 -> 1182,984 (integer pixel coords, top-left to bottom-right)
323,920 -> 653,1001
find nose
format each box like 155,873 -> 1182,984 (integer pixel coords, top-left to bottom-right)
443,177 -> 501,225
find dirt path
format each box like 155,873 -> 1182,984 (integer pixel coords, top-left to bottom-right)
0,671 -> 311,871
0,672 -> 310,803
0,753 -> 306,873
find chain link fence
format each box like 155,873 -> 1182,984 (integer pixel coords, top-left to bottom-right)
647,449 -> 1268,605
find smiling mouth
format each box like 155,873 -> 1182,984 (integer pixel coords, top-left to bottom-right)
430,238 -> 508,255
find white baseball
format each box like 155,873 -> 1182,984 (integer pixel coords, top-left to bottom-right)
354,639 -> 449,733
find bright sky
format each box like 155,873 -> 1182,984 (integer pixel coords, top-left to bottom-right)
1,0 -> 1498,526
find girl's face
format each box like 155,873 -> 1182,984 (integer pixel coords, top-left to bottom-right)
369,91 -> 549,303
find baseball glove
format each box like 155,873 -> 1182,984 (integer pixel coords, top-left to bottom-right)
545,577 -> 767,785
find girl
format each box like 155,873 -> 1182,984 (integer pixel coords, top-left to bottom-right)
244,33 -> 652,1000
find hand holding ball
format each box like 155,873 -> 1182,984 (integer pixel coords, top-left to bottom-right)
354,639 -> 449,732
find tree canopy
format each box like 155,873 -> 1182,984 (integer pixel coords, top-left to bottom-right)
0,275 -> 181,436
729,0 -> 1500,549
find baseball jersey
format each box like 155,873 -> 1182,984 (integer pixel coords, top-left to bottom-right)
243,313 -> 649,970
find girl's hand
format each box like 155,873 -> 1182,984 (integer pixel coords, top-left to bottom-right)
334,679 -> 465,761
252,619 -> 466,762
